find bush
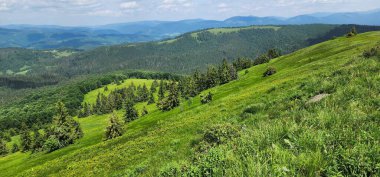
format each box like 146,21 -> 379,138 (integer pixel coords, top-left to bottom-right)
200,92 -> 213,104
11,143 -> 19,153
0,139 -> 8,156
263,67 -> 277,77
243,103 -> 266,115
196,124 -> 241,153
43,135 -> 60,153
363,46 -> 379,58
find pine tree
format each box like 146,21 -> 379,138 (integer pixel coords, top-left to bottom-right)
124,99 -> 138,122
150,81 -> 157,93
11,143 -> 19,153
0,139 -> 8,156
188,77 -> 198,97
141,106 -> 148,116
147,91 -> 155,105
219,59 -> 231,84
157,82 -> 180,111
94,93 -> 102,114
267,49 -> 281,59
206,65 -> 219,89
192,70 -> 202,93
229,65 -> 238,81
158,80 -> 165,101
141,83 -> 149,102
44,102 -> 83,152
114,93 -> 123,110
107,93 -> 116,112
126,86 -> 136,102
105,113 -> 123,140
20,123 -> 32,152
32,130 -> 44,152
83,102 -> 92,116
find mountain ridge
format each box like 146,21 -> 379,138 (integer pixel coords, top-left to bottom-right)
1,9 -> 379,50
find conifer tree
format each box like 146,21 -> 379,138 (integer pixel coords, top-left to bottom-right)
143,84 -> 149,100
32,130 -> 45,152
229,65 -> 238,81
206,65 -> 219,89
105,113 -> 123,140
44,102 -> 83,152
126,86 -> 136,102
124,99 -> 139,122
158,80 -> 165,101
141,106 -> 148,116
150,81 -> 157,93
0,139 -> 8,156
157,82 -> 180,111
219,59 -> 231,84
114,92 -> 123,110
20,123 -> 32,152
188,77 -> 198,97
11,143 -> 19,153
147,91 -> 155,105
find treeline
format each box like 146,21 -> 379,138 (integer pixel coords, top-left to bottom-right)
78,81 -> 157,117
0,102 -> 83,155
0,71 -> 182,132
82,49 -> 280,118
0,75 -> 60,89
103,59 -> 245,141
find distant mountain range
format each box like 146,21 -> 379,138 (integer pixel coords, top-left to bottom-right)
1,9 -> 379,49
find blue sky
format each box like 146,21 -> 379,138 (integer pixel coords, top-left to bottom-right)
1,0 -> 380,26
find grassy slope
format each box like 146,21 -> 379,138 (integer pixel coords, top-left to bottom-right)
1,32 -> 379,176
84,79 -> 154,104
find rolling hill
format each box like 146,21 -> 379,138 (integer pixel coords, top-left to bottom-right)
0,31 -> 379,176
1,9 -> 379,50
54,24 -> 380,75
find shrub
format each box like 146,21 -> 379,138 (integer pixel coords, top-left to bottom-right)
263,67 -> 277,77
200,92 -> 213,104
0,139 -> 8,156
196,124 -> 241,153
243,103 -> 266,115
43,135 -> 60,153
363,46 -> 379,58
11,143 -> 19,153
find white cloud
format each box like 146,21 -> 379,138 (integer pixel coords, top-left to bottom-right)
120,1 -> 139,10
217,3 -> 230,12
88,9 -> 122,16
159,0 -> 192,10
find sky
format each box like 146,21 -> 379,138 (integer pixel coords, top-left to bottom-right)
0,0 -> 380,26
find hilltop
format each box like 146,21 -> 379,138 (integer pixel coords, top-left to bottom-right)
0,31 -> 379,176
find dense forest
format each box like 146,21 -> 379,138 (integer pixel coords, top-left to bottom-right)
2,25 -> 380,81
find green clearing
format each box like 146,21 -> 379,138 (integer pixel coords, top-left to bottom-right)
191,26 -> 281,38
0,31 -> 379,176
83,79 -> 155,104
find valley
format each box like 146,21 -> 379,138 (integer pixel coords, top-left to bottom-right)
1,31 -> 379,176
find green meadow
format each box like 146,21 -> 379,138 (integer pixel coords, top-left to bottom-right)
0,31 -> 379,176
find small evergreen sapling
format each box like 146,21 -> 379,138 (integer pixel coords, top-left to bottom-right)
201,92 -> 213,104
0,139 -> 8,156
263,67 -> 277,77
124,99 -> 139,122
105,113 -> 124,140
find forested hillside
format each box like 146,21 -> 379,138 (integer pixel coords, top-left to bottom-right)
2,25 -> 380,80
0,31 -> 379,176
1,25 -> 379,132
